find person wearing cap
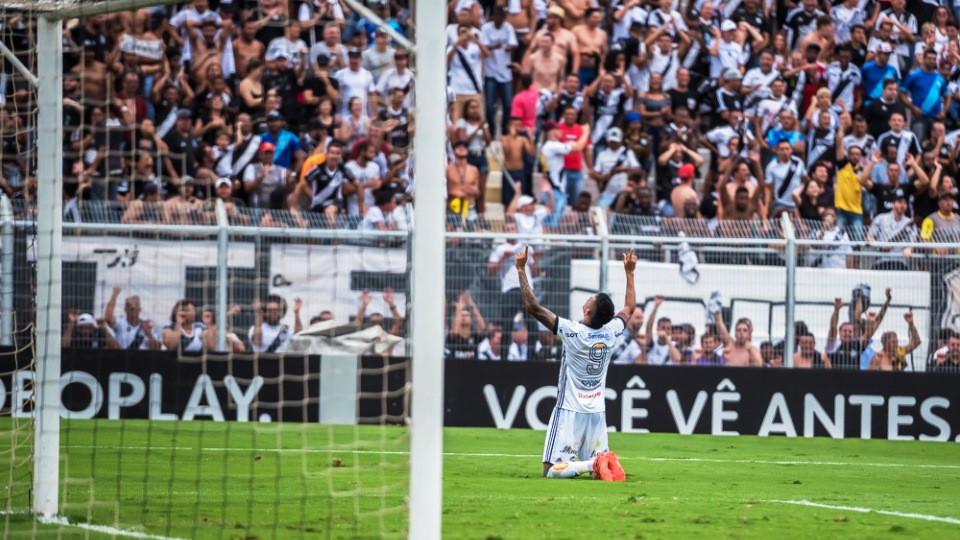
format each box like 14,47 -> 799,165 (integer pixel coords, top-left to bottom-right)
592,127 -> 642,209
163,175 -> 204,224
362,28 -> 396,80
481,6 -> 518,133
861,44 -> 902,105
540,119 -> 591,226
709,20 -> 746,79
243,141 -> 292,209
448,23 -> 491,123
867,187 -> 918,269
712,68 -> 744,125
921,190 -> 960,254
355,0 -> 402,45
445,141 -> 482,224
162,107 -> 199,185
205,177 -> 251,224
121,182 -> 164,224
377,50 -> 415,110
260,110 -> 305,173
62,309 -> 118,350
784,0 -> 824,50
336,45 -> 379,118
669,162 -> 699,216
310,23 -> 349,72
524,5 -> 580,75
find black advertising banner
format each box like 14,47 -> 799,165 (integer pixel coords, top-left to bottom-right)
0,348 -> 321,422
445,361 -> 960,442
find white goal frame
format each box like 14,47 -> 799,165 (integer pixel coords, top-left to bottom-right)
1,1 -> 446,537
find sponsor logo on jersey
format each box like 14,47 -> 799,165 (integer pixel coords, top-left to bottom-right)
588,333 -> 611,339
576,390 -> 602,400
580,378 -> 602,389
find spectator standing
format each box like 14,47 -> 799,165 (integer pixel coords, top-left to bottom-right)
345,141 -> 384,218
765,138 -> 807,217
835,115 -> 866,234
860,45 -> 901,106
448,24 -> 491,123
377,50 -> 415,110
455,99 -> 492,214
336,47 -> 378,117
445,291 -> 487,359
62,311 -> 117,350
557,106 -> 588,205
540,120 -> 591,226
522,33 -> 566,94
868,191 -> 918,269
243,142 -> 292,209
921,190 -> 960,250
481,7 -> 517,134
260,111 -> 305,172
592,127 -> 641,209
446,141 -> 481,225
902,49 -> 950,140
362,28 -> 396,80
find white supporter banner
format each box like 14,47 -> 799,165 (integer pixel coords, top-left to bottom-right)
58,237 -> 255,324
574,260 -> 933,368
119,35 -> 164,60
268,244 -> 407,329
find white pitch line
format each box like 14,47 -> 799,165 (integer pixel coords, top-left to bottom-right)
64,445 -> 960,470
0,512 -> 187,540
766,500 -> 960,526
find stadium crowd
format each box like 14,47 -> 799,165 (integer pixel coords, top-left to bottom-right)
0,0 -> 955,248
3,0 -> 957,371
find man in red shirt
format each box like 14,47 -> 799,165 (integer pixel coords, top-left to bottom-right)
558,105 -> 589,203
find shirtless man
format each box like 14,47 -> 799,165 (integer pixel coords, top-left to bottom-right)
446,141 -> 482,220
525,6 -> 580,75
669,163 -> 698,214
187,18 -> 231,91
522,34 -> 566,93
572,8 -> 607,87
717,159 -> 765,222
713,312 -> 762,366
72,45 -> 109,104
501,117 -> 535,201
233,17 -> 266,79
557,0 -> 590,28
500,0 -> 536,56
799,15 -> 836,62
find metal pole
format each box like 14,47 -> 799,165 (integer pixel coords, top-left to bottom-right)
594,206 -> 609,294
0,194 -> 12,346
782,214 -> 797,369
409,0 -> 446,535
33,16 -> 63,518
338,0 -> 415,52
215,199 -> 229,352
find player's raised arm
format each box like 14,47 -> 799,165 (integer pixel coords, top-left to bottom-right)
516,245 -> 558,332
616,249 -> 637,320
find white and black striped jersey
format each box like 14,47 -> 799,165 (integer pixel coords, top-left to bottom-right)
306,163 -> 354,211
765,155 -> 806,208
785,7 -> 823,49
876,130 -> 922,164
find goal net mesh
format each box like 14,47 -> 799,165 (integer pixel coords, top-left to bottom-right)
0,0 -> 414,537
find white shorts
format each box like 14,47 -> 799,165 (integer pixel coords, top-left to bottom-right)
542,408 -> 609,464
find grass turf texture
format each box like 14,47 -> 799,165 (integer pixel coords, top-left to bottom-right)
2,419 -> 959,539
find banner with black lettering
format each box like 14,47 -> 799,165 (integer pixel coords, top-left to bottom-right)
446,361 -> 960,442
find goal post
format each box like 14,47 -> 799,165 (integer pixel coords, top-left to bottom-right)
2,0 -> 448,535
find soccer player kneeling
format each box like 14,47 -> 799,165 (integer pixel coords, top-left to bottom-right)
514,245 -> 636,482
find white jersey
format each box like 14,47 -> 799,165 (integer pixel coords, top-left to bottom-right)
765,156 -> 806,208
555,315 -> 626,414
247,322 -> 292,353
111,314 -> 159,350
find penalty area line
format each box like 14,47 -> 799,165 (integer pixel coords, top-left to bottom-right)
765,500 -> 960,526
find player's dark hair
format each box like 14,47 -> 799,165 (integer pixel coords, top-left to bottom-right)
590,293 -> 616,329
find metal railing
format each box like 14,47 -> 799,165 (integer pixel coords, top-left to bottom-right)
3,198 -> 957,371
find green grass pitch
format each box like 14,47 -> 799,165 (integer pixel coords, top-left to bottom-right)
2,419 -> 960,539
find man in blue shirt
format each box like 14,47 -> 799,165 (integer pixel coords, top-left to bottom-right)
260,111 -> 305,173
902,49 -> 951,141
860,43 -> 900,105
355,0 -> 404,45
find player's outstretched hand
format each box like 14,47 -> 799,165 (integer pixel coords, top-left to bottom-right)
623,248 -> 636,273
515,244 -> 529,271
